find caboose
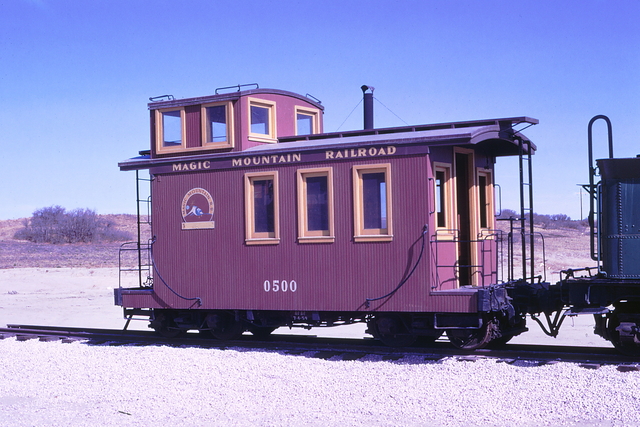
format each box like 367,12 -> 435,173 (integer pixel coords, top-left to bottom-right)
115,84 -> 540,348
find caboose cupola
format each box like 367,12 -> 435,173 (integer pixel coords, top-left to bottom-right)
148,84 -> 324,158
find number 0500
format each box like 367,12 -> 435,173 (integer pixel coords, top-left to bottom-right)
263,280 -> 297,293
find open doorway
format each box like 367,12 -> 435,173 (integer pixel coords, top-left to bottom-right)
455,150 -> 474,286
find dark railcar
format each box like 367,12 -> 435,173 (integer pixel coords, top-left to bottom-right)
115,85 -> 539,348
552,116 -> 640,356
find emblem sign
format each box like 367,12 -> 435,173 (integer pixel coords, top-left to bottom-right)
181,188 -> 215,230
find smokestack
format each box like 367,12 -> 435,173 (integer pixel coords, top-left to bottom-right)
361,85 -> 374,130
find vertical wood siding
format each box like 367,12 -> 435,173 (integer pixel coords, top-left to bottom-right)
150,153 -> 477,313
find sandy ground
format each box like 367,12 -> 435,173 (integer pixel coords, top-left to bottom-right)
0,267 -> 612,347
3,268 -> 637,427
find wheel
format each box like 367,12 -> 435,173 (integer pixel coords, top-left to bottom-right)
486,317 -> 527,349
446,323 -> 491,350
369,315 -> 416,347
206,312 -> 245,340
151,312 -> 185,338
415,331 -> 443,346
607,312 -> 640,357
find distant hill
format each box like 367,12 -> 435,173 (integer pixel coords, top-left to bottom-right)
0,214 -> 594,275
0,214 -> 146,269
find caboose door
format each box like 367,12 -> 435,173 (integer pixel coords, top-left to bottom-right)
454,148 -> 477,286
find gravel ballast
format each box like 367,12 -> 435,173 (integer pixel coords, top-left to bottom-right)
1,339 -> 639,426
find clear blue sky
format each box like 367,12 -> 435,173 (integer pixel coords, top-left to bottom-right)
1,0 -> 639,220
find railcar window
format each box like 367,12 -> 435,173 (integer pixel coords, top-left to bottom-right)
162,111 -> 182,146
307,177 -> 329,230
251,106 -> 270,134
254,180 -> 275,232
297,114 -> 313,135
155,108 -> 186,153
353,164 -> 393,242
248,98 -> 277,143
244,171 -> 280,245
433,163 -> 452,231
297,168 -> 335,243
477,169 -> 494,230
201,101 -> 234,149
436,171 -> 446,227
294,106 -> 321,136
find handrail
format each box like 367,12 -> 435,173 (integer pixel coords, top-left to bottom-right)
587,115 -> 613,261
215,83 -> 259,95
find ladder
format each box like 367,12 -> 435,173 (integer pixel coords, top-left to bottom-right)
118,170 -> 152,289
501,138 -> 537,283
516,138 -> 535,283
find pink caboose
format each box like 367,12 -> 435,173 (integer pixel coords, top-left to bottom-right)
116,85 -> 537,348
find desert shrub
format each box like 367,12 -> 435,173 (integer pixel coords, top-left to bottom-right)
14,206 -> 133,244
496,209 -> 587,230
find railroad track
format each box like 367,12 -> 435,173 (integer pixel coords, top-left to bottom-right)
1,324 -> 638,369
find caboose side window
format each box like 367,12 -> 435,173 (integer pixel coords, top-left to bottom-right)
201,101 -> 234,149
155,108 -> 186,153
254,180 -> 275,232
297,114 -> 313,135
295,106 -> 321,136
436,171 -> 446,227
433,163 -> 452,230
244,171 -> 280,245
477,169 -> 494,229
353,164 -> 393,242
297,167 -> 335,243
248,98 -> 277,143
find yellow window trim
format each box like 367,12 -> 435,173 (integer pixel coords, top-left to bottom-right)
244,171 -> 280,245
352,163 -> 393,243
294,106 -> 321,136
155,107 -> 186,154
248,97 -> 277,143
296,167 -> 335,244
433,161 -> 454,240
200,101 -> 234,150
476,168 -> 495,231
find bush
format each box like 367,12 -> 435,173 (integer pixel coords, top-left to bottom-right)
496,209 -> 587,230
14,206 -> 133,244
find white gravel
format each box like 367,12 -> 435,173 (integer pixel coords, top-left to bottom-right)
1,338 -> 639,427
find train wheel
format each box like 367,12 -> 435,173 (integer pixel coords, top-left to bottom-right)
486,317 -> 526,349
446,323 -> 491,350
415,332 -> 443,346
206,312 -> 245,340
151,313 -> 185,338
607,312 -> 640,357
370,315 -> 416,347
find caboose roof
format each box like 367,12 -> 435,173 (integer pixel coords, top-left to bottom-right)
270,116 -> 537,154
120,116 -> 537,171
147,87 -> 325,111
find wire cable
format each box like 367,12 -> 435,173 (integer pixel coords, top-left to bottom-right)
374,97 -> 409,126
149,237 -> 202,306
365,225 -> 428,308
335,99 -> 363,131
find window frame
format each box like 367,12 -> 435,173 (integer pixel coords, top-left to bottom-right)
296,167 -> 335,244
476,168 -> 495,230
155,107 -> 186,154
244,171 -> 280,245
433,162 -> 454,236
200,101 -> 234,150
352,163 -> 393,242
294,106 -> 321,136
248,97 -> 277,143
